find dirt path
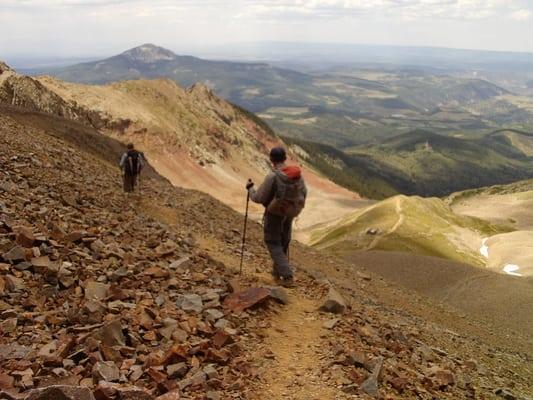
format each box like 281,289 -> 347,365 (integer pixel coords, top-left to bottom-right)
369,196 -> 405,249
257,290 -> 340,400
390,196 -> 405,233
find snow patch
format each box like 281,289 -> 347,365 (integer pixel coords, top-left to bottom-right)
503,264 -> 522,277
480,238 -> 489,258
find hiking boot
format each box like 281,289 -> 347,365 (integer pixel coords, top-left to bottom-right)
271,270 -> 280,280
276,275 -> 294,288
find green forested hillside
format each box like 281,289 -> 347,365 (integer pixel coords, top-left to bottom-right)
292,129 -> 533,198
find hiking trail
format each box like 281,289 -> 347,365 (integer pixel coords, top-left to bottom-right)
369,196 -> 405,249
256,289 -> 340,400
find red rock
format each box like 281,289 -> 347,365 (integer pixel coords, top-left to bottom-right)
30,256 -> 52,273
66,230 -> 85,243
390,376 -> 409,392
319,286 -> 346,314
2,246 -> 26,263
143,331 -> 158,341
93,361 -> 120,382
211,330 -> 234,348
159,345 -> 188,366
93,382 -> 119,400
223,287 -> 271,313
434,369 -> 455,388
0,373 -> 14,390
146,368 -> 166,384
85,281 -> 110,301
15,227 -> 35,248
155,390 -> 181,400
116,388 -> 154,400
92,319 -> 126,347
100,345 -> 123,363
143,267 -> 169,278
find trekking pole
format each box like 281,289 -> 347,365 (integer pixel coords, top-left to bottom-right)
240,184 -> 251,275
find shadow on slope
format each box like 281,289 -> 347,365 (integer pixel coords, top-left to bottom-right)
347,250 -> 533,336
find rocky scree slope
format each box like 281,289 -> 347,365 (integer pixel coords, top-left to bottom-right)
0,108 -> 275,400
0,106 -> 532,398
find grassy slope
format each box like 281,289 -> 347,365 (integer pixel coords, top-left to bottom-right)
310,195 -> 508,267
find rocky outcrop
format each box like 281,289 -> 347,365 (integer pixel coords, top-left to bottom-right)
0,70 -> 81,121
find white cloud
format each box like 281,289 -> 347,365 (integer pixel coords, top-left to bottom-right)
1,0 -> 533,55
510,8 -> 531,19
232,0 -> 527,21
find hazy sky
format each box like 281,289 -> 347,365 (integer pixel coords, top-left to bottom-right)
1,0 -> 533,58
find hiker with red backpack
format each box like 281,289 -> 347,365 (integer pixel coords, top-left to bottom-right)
246,147 -> 307,285
119,143 -> 143,193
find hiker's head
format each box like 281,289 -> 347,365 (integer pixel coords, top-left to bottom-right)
269,147 -> 287,164
127,143 -> 134,150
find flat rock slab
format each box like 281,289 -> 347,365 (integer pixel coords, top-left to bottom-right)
0,344 -> 33,361
223,287 -> 271,313
25,385 -> 95,400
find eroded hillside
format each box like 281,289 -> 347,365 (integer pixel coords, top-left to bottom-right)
0,63 -> 361,234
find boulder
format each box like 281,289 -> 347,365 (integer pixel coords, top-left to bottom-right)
323,318 -> 339,329
268,287 -> 289,305
159,318 -> 178,340
319,286 -> 346,314
92,319 -> 126,347
166,363 -> 188,379
155,390 -> 181,400
177,371 -> 206,390
494,388 -> 517,400
116,388 -> 154,400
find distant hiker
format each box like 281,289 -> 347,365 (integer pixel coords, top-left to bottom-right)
119,143 -> 143,193
246,147 -> 307,285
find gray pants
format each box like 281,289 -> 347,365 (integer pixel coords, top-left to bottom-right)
264,212 -> 293,279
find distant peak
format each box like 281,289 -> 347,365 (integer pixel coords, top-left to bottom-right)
121,44 -> 176,63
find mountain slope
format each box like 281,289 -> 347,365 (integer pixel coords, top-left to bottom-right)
1,100 -> 532,400
1,62 -> 362,233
